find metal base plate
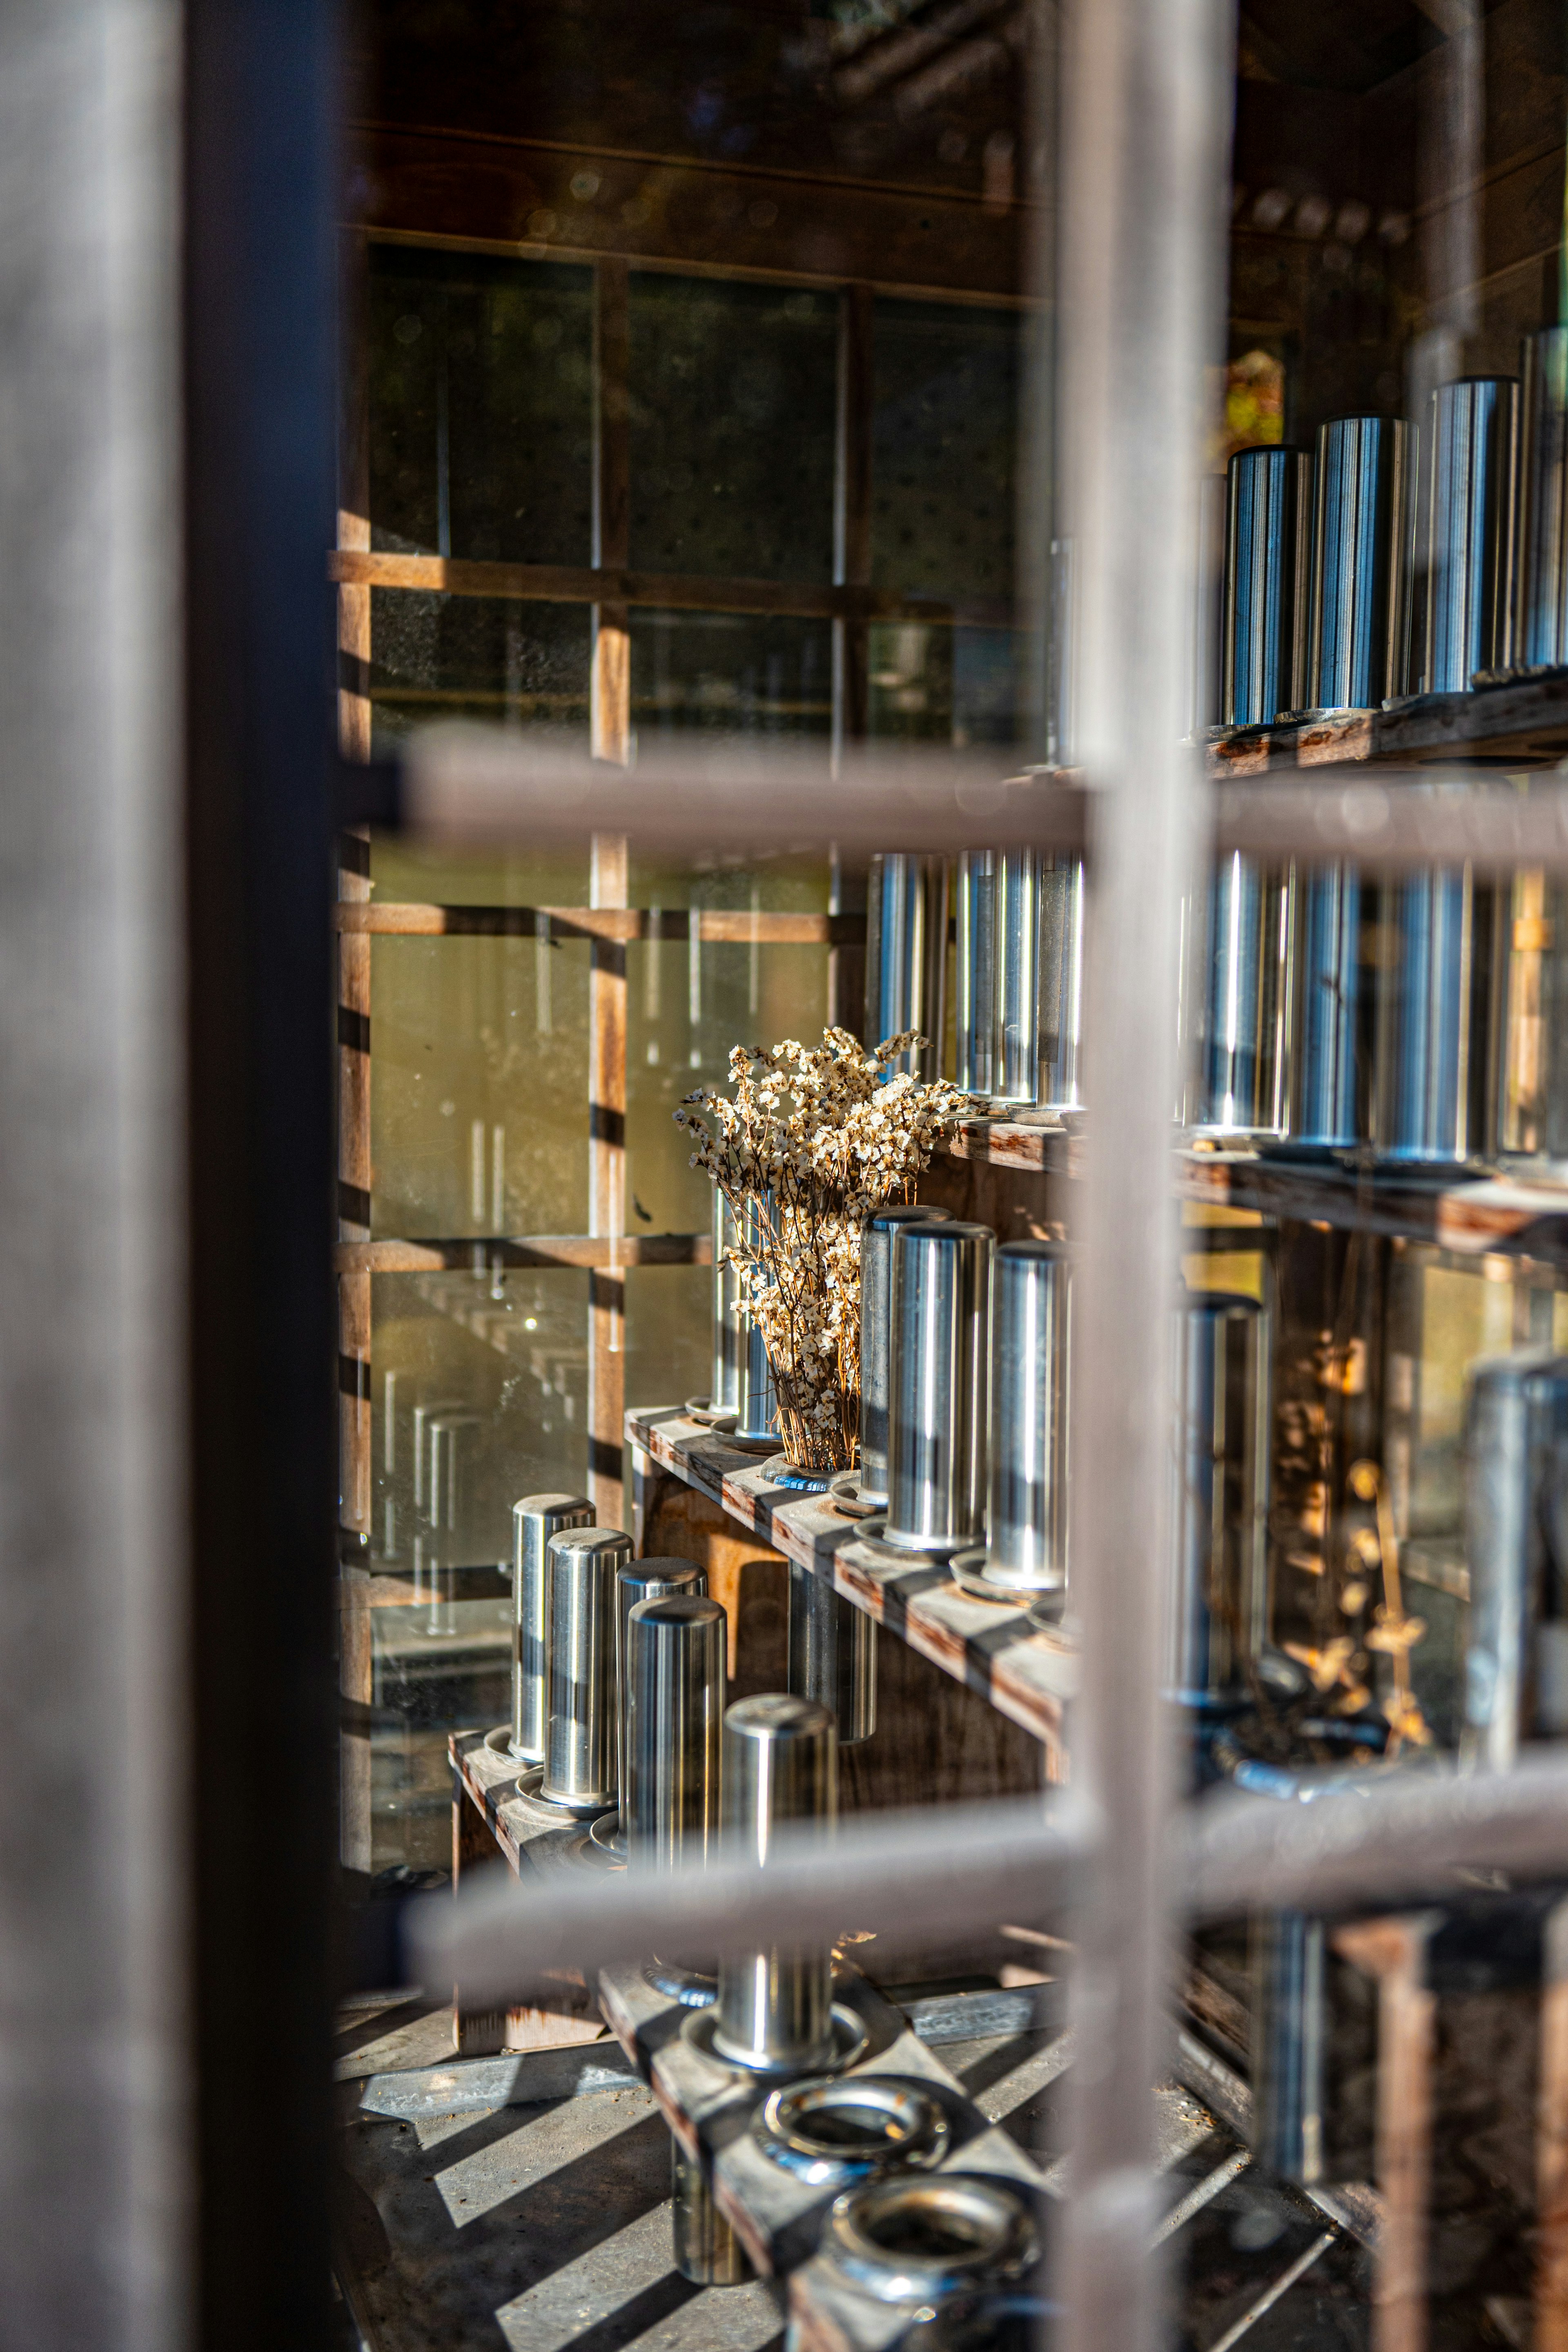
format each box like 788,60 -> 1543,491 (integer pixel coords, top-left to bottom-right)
684,1396 -> 739,1429
837,1519 -> 959,1570
514,1781 -> 615,1826
588,1813 -> 628,1860
948,1549 -> 1067,1611
682,2000 -> 871,2080
827,1474 -> 883,1520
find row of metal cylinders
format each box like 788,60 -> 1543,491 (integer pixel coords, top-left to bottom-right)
1218,330 -> 1568,726
864,837 -> 1549,1164
508,1499 -> 850,2075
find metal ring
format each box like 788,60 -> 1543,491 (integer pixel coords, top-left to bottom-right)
680,1999 -> 871,2080
822,2174 -> 1038,2305
947,1549 -> 1067,1609
752,2074 -> 950,2186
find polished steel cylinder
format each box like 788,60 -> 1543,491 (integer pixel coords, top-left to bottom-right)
1424,376 -> 1519,692
954,851 -> 996,1098
858,1203 -> 950,1509
1169,1292 -> 1269,1705
713,1693 -> 838,2073
987,1241 -> 1069,1591
1038,855 -> 1085,1113
1223,444 -> 1312,724
617,1564 -> 709,1840
1309,415 -> 1410,710
788,1562 -> 875,1744
671,2144 -> 751,2286
1289,865 -> 1363,1149
510,1491 -> 594,1761
1518,328 -> 1568,666
1372,867 -> 1495,1163
886,1221 -> 993,1553
866,854 -> 949,1081
993,850 -> 1041,1105
541,1526 -> 632,1813
1251,1910 -> 1328,2186
711,1189 -> 741,1413
624,1592 -> 725,1865
1191,853 -> 1290,1134
730,1194 -> 779,1443
1462,1349 -> 1568,1770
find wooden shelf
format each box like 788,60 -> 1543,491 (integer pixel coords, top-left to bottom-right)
627,1408 -> 1076,1761
947,1118 -> 1568,1262
1204,670 -> 1568,778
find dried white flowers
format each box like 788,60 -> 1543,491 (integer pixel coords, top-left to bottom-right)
676,1028 -> 965,1472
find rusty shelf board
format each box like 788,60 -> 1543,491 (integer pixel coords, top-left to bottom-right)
1205,671 -> 1568,778
946,1120 -> 1568,1261
626,1407 -> 1076,1761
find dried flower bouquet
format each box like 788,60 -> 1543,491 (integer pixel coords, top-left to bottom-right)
676,1028 -> 964,1474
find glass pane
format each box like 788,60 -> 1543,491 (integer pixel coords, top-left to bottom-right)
368,246 -> 592,564
369,590 -> 589,753
628,275 -> 837,580
629,610 -> 832,743
871,296 -> 1020,606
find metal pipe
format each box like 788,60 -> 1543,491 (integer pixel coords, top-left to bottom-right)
1169,1292 -> 1269,1706
993,849 -> 1042,1105
1424,376 -> 1519,693
866,853 -> 949,1080
711,1188 -> 740,1413
1039,854 -> 1086,1113
984,1240 -> 1070,1592
541,1527 -> 630,1814
788,1562 -> 875,1744
1190,852 -> 1290,1135
1222,444 -> 1312,725
1518,328 -> 1568,668
510,1492 -> 594,1761
1289,864 -> 1363,1149
713,1693 -> 838,2074
1372,865 -> 1496,1163
1309,415 -> 1410,711
858,1203 -> 949,1509
1250,1909 -> 1328,2186
670,2144 -> 752,2286
955,850 -> 996,1097
885,1221 -> 993,1555
620,1580 -> 717,1855
1462,1349 -> 1568,1771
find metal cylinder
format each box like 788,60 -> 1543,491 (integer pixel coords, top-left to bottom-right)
713,1693 -> 837,2073
1309,414 -> 1410,710
1190,853 -> 1290,1135
670,2143 -> 752,2286
1372,866 -> 1496,1163
541,1526 -> 631,1813
711,1189 -> 740,1414
993,850 -> 1041,1105
1424,376 -> 1519,693
1038,855 -> 1085,1113
1250,1910 -> 1329,2186
624,1591 -> 725,1865
1223,444 -> 1312,725
1169,1292 -> 1269,1706
1462,1349 -> 1568,1771
729,1194 -> 779,1443
859,1203 -> 950,1509
886,1221 -> 993,1554
955,851 -> 996,1098
788,1562 -> 875,1744
1289,865 -> 1363,1149
866,854 -> 949,1081
618,1567 -> 710,1846
510,1491 -> 594,1761
1518,329 -> 1568,667
987,1241 -> 1069,1592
